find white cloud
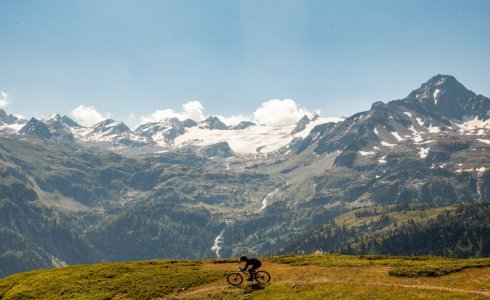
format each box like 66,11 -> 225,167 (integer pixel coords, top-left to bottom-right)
182,101 -> 205,121
14,114 -> 26,120
140,100 -> 206,124
218,114 -> 252,126
0,91 -> 10,108
70,105 -> 109,126
125,113 -> 138,130
138,98 -> 319,127
252,99 -> 311,126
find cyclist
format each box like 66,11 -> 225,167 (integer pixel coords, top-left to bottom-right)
239,256 -> 262,281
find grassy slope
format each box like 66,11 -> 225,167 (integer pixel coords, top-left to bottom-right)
1,255 -> 490,299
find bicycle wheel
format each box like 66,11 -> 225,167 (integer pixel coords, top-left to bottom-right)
254,271 -> 271,284
227,272 -> 243,286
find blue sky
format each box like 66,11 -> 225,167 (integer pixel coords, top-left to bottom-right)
1,0 -> 489,127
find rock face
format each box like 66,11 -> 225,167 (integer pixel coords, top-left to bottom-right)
19,118 -> 53,140
231,121 -> 255,130
297,74 -> 490,157
199,142 -> 234,158
182,119 -> 197,128
398,74 -> 490,121
134,118 -> 186,144
199,116 -> 229,130
43,114 -> 76,143
291,115 -> 310,135
0,109 -> 21,124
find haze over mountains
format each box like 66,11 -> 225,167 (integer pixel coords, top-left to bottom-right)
1,75 -> 489,277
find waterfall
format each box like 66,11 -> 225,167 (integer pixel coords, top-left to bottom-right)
211,229 -> 225,258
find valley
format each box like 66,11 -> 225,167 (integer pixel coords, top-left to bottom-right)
1,75 -> 490,278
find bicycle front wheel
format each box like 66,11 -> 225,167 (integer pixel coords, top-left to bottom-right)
227,272 -> 243,286
255,271 -> 271,284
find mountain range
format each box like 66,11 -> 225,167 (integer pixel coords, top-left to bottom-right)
1,74 -> 489,277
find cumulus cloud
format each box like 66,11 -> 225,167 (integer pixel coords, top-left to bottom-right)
138,99 -> 316,127
140,100 -> 206,124
182,101 -> 205,121
218,114 -> 252,126
70,105 -> 109,126
252,99 -> 311,126
0,91 -> 10,108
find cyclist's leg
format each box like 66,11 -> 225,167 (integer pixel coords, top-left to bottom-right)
248,266 -> 257,278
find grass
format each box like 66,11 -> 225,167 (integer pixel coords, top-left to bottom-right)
334,205 -> 456,229
0,260 -> 224,300
268,253 -> 490,277
1,255 -> 490,299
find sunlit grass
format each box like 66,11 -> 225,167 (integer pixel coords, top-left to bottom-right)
0,260 -> 224,300
1,254 -> 489,299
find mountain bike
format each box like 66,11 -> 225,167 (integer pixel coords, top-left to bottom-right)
226,264 -> 271,286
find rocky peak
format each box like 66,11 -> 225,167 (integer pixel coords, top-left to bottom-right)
182,119 -> 197,128
0,109 -> 21,124
400,74 -> 488,120
134,118 -> 185,142
19,118 -> 53,140
92,119 -> 131,135
291,115 -> 311,135
199,116 -> 229,130
44,114 -> 79,128
61,116 -> 80,128
231,121 -> 255,130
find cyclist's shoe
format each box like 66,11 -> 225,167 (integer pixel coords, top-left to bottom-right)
246,277 -> 254,281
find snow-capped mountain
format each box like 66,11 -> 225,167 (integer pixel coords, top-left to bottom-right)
0,109 -> 25,135
19,118 -> 53,140
43,114 -> 78,143
73,119 -> 154,148
198,116 -> 229,130
297,74 -> 490,171
2,74 -> 490,277
2,74 -> 488,159
0,109 -> 343,154
174,115 -> 342,154
134,118 -> 186,146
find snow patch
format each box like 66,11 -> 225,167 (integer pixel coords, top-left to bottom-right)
416,118 -> 424,127
477,167 -> 487,174
433,89 -> 441,104
359,151 -> 375,156
428,125 -> 441,133
413,136 -> 424,143
456,116 -> 490,134
477,139 -> 490,144
260,189 -> 278,210
378,155 -> 387,164
419,147 -> 430,159
381,141 -> 396,147
403,112 -> 412,118
391,131 -> 404,142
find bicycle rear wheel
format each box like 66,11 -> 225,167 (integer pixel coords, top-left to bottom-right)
254,271 -> 271,284
227,273 -> 243,286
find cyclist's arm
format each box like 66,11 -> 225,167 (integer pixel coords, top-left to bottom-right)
240,261 -> 250,271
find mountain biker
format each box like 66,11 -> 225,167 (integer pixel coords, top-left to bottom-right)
239,256 -> 262,281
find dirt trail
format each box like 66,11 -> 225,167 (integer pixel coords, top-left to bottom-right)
170,263 -> 490,299
280,278 -> 490,297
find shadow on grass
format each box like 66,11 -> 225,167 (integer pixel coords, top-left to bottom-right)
242,283 -> 266,293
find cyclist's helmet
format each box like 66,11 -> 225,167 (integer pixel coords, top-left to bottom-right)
240,256 -> 247,262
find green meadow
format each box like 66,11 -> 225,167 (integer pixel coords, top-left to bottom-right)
1,254 -> 489,299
